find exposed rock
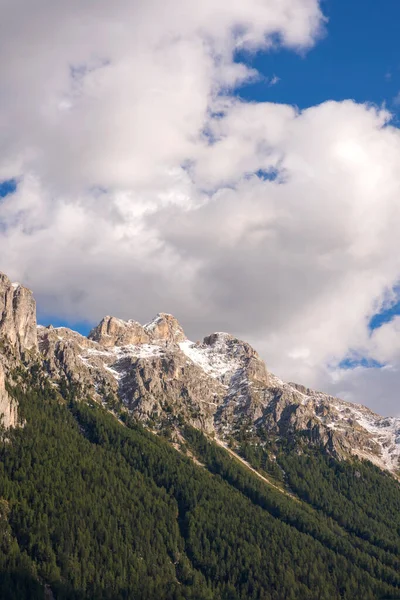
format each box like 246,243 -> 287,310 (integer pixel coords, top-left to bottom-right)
118,347 -> 224,433
38,325 -> 119,396
0,273 -> 37,354
88,316 -> 150,347
0,272 -> 38,428
204,332 -> 259,363
0,361 -> 17,429
144,313 -> 186,344
89,312 -> 187,348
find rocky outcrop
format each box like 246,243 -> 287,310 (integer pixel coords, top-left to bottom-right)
88,313 -> 186,347
118,348 -> 224,432
88,317 -> 150,347
39,326 -> 108,388
0,362 -> 17,429
0,273 -> 37,354
144,313 -> 186,344
39,322 -> 225,432
0,272 -> 38,428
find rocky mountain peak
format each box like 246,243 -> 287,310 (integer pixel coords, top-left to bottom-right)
203,332 -> 258,360
201,332 -> 268,385
88,316 -> 150,347
88,313 -> 186,347
0,272 -> 37,354
144,313 -> 186,344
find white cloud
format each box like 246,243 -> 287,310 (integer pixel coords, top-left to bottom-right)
269,75 -> 280,86
2,1 -> 400,416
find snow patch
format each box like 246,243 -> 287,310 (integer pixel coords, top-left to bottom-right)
179,340 -> 240,382
86,343 -> 163,361
297,386 -> 400,472
124,343 -> 164,359
144,314 -> 164,330
104,364 -> 124,381
78,355 -> 93,368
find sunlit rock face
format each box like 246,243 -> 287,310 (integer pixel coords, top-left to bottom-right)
0,272 -> 39,429
0,362 -> 17,429
0,273 -> 37,354
88,316 -> 150,347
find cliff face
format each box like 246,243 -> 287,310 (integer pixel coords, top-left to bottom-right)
0,273 -> 37,354
0,362 -> 17,429
0,273 -> 38,428
0,270 -> 399,475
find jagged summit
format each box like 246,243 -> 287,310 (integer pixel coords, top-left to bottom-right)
144,312 -> 186,343
88,312 -> 187,347
0,269 -> 399,475
88,315 -> 150,347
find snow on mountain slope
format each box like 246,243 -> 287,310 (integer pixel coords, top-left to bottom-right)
36,316 -> 400,475
313,393 -> 400,473
1,267 -> 397,474
178,337 -> 241,383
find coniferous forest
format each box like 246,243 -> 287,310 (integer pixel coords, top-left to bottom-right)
0,366 -> 399,599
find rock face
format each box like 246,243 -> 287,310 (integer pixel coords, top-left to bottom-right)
0,362 -> 17,429
0,273 -> 37,354
88,317 -> 150,347
144,313 -> 186,344
88,313 -> 186,347
0,270 -> 399,474
0,272 -> 38,428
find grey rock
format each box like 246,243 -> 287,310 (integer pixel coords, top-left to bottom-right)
144,313 -> 187,344
0,361 -> 17,429
88,316 -> 150,347
0,273 -> 37,354
0,272 -> 38,428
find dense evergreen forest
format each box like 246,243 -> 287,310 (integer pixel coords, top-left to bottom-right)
0,365 -> 399,599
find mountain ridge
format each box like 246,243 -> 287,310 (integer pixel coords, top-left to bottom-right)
1,270 -> 399,476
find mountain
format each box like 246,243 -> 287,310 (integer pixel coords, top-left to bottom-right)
36,292 -> 400,476
2,271 -> 399,475
0,270 -> 400,599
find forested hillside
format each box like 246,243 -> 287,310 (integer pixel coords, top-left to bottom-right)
0,366 -> 399,599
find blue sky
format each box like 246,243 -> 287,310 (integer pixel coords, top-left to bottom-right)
0,179 -> 17,197
236,0 -> 400,119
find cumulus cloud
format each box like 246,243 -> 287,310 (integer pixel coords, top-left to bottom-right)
1,0 -> 400,415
